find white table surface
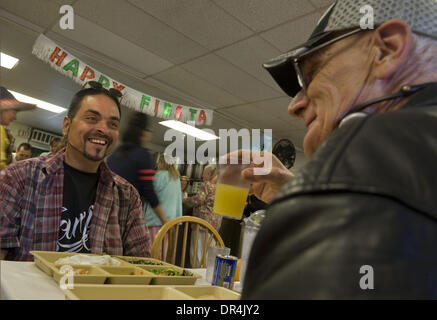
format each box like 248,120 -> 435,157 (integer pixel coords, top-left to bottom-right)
0,261 -> 241,300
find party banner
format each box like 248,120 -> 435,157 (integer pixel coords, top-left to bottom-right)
32,34 -> 213,125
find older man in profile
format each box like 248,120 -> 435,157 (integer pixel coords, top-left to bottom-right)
241,0 -> 437,299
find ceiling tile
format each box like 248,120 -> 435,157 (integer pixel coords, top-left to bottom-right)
258,97 -> 308,130
73,0 -> 208,64
213,0 -> 316,32
150,66 -> 245,109
50,0 -> 76,5
215,35 -> 284,90
0,0 -> 60,29
223,103 -> 287,130
260,11 -> 322,52
127,0 -> 253,50
52,15 -> 173,76
209,112 -> 247,131
139,77 -> 200,108
181,54 -> 282,102
252,96 -> 291,119
221,97 -> 303,133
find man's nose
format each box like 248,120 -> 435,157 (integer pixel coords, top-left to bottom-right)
95,120 -> 110,134
288,90 -> 310,118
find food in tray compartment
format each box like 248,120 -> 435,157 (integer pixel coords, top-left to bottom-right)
54,254 -> 121,266
146,268 -> 192,277
58,267 -> 90,275
73,268 -> 89,275
119,257 -> 165,265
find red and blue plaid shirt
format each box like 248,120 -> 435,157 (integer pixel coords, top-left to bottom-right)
0,151 -> 151,261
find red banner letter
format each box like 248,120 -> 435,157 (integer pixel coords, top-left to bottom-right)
49,47 -> 68,66
80,66 -> 95,81
112,81 -> 125,91
197,110 -> 207,124
154,99 -> 160,115
175,106 -> 183,119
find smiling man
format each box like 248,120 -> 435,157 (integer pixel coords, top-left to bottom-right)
0,83 -> 151,260
241,0 -> 437,299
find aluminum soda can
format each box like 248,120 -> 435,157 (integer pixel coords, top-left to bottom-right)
212,254 -> 238,289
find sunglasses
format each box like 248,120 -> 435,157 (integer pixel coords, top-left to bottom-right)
81,81 -> 124,103
292,28 -> 363,93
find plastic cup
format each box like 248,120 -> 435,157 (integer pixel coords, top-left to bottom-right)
205,245 -> 230,283
213,160 -> 251,220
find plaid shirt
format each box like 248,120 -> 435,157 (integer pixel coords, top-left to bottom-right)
0,151 -> 151,261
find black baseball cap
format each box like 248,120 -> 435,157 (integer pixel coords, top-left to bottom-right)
263,0 -> 437,97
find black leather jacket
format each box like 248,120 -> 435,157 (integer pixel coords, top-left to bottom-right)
242,83 -> 437,299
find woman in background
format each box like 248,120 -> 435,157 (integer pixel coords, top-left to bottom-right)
183,164 -> 221,266
180,175 -> 189,199
144,153 -> 182,251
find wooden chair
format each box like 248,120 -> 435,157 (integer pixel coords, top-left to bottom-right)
151,216 -> 225,268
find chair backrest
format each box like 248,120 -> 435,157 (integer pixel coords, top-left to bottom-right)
151,216 -> 225,268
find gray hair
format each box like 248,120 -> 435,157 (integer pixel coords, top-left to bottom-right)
412,33 -> 437,70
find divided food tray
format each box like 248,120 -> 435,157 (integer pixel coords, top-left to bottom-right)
30,251 -> 201,286
63,284 -> 241,300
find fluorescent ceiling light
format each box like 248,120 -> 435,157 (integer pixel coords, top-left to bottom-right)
159,120 -> 219,141
0,52 -> 19,69
9,91 -> 67,114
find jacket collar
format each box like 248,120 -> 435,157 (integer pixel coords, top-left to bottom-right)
403,82 -> 437,109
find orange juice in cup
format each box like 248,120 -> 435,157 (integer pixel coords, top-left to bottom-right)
213,155 -> 251,220
213,183 -> 249,219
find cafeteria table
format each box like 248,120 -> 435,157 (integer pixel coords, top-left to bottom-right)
0,260 -> 242,300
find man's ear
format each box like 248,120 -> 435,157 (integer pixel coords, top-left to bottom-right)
62,116 -> 70,136
372,19 -> 413,79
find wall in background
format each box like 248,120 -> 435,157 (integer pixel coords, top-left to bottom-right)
6,121 -> 33,151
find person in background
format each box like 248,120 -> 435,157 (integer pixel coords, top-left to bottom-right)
143,153 -> 182,257
0,86 -> 35,170
219,187 -> 268,258
0,81 -> 151,261
107,112 -> 168,227
240,0 -> 437,299
183,164 -> 221,266
6,151 -> 12,165
13,142 -> 32,162
40,136 -> 62,157
180,175 -> 190,199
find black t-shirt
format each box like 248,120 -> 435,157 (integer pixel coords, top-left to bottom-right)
56,162 -> 99,253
